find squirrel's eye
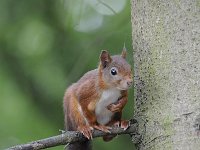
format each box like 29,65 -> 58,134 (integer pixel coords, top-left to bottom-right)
111,68 -> 117,75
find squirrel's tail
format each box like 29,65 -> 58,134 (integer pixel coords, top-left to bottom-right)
64,116 -> 92,150
64,96 -> 92,150
66,141 -> 91,150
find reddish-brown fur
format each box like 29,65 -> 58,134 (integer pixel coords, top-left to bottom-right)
63,49 -> 132,150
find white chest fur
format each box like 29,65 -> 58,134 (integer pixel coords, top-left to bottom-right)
95,88 -> 121,125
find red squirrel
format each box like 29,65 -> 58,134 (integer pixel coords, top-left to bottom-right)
63,48 -> 133,150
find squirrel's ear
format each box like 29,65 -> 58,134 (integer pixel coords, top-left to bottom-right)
100,50 -> 112,68
121,44 -> 127,59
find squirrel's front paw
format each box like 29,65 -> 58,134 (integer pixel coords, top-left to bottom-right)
107,103 -> 122,112
78,125 -> 94,140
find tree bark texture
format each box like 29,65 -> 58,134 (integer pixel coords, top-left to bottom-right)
131,0 -> 200,149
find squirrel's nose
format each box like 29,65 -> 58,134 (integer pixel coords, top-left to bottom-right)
127,80 -> 133,87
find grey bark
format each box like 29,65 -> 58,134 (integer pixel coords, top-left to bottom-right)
131,0 -> 200,149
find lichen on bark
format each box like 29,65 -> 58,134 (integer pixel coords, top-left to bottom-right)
131,0 -> 200,149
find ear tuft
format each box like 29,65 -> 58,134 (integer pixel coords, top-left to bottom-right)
121,43 -> 127,59
100,50 -> 112,68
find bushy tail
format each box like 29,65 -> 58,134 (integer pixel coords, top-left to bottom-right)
63,95 -> 92,150
64,118 -> 92,150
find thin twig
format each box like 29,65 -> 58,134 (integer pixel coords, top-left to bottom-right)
97,0 -> 117,15
6,121 -> 138,150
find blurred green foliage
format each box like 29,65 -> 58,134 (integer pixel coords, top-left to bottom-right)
0,0 -> 134,149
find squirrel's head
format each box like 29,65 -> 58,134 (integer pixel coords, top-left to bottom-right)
99,48 -> 133,90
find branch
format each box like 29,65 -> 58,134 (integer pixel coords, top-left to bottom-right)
6,120 -> 138,150
97,0 -> 117,15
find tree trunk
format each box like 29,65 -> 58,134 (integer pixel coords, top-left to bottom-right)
131,0 -> 200,149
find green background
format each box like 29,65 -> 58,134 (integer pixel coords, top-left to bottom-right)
0,0 -> 135,149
